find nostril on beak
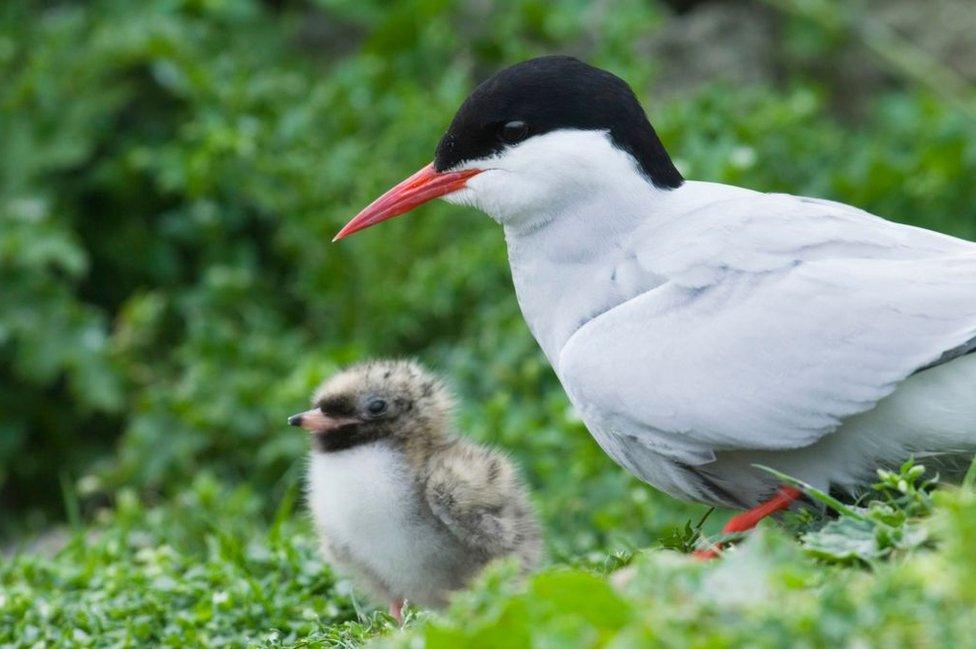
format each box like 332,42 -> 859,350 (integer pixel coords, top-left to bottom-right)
288,414 -> 303,427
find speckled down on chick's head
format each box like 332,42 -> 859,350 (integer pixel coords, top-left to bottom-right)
289,359 -> 455,454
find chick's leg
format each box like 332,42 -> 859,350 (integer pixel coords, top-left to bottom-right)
389,597 -> 405,625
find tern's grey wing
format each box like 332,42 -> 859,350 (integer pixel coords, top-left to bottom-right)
634,190 -> 975,291
558,252 -> 976,466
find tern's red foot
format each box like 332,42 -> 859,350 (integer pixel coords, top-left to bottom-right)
389,598 -> 405,625
692,486 -> 802,559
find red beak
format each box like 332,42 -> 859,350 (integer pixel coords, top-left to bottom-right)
333,162 -> 482,241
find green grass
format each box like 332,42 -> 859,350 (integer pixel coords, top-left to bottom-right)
4,462 -> 976,647
1,476 -> 391,647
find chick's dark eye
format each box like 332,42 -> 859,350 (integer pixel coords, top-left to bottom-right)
367,399 -> 388,416
498,120 -> 529,145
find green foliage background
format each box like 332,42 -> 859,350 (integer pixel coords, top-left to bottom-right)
2,0 -> 976,645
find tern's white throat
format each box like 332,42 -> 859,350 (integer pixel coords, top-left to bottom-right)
443,129 -> 664,236
443,130 -> 672,363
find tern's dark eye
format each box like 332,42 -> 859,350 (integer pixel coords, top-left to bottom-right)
366,399 -> 388,416
498,120 -> 529,145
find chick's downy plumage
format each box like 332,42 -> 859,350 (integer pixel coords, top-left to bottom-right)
292,360 -> 541,620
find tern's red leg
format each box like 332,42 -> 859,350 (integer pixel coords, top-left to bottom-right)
721,486 -> 802,533
693,486 -> 802,559
389,597 -> 405,625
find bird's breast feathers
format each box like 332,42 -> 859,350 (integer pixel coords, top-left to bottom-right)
307,444 -> 458,599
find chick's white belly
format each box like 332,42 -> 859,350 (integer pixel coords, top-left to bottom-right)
307,444 -> 470,607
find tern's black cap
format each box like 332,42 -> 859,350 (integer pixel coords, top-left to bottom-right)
434,56 -> 683,189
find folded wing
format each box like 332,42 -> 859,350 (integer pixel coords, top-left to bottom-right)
424,443 -> 540,567
558,192 -> 976,465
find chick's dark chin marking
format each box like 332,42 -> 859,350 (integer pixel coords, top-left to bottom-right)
313,422 -> 391,453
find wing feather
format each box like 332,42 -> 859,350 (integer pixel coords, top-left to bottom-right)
558,191 -> 976,464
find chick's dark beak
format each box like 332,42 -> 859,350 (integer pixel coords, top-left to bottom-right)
288,408 -> 360,434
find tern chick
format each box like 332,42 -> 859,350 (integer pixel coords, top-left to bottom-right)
289,360 -> 542,622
